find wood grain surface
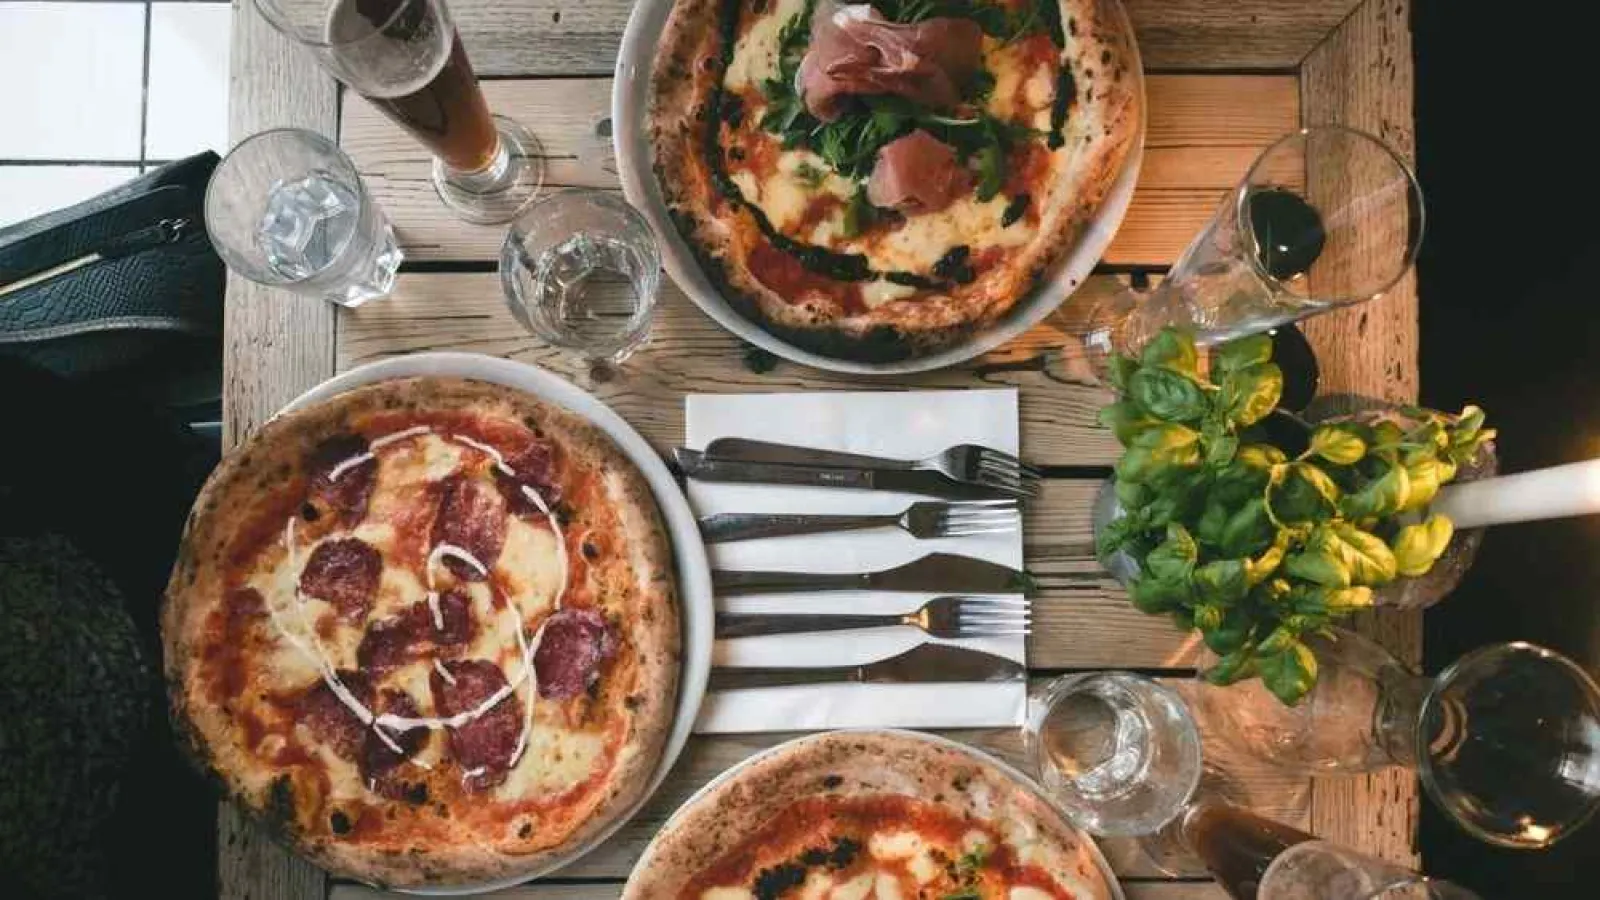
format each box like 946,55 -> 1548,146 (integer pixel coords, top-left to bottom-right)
341,75 -> 1298,265
221,0 -> 1423,896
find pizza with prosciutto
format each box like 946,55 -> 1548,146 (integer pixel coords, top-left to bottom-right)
649,0 -> 1140,361
624,731 -> 1115,900
163,377 -> 678,887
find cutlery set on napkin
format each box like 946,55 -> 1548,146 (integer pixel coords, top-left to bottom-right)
681,390 -> 1042,733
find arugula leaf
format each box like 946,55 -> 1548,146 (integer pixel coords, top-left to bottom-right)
792,161 -> 826,189
973,144 -> 1005,201
841,188 -> 879,238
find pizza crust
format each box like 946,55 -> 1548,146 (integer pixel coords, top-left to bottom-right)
623,730 -> 1114,899
163,377 -> 679,887
649,0 -> 1142,362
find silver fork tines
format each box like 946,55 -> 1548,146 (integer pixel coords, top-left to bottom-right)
941,445 -> 1041,498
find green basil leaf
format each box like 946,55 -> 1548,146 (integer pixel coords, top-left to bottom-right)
1246,532 -> 1291,586
1140,328 -> 1199,376
1258,640 -> 1318,706
1270,462 -> 1341,524
1400,458 -> 1446,512
1095,513 -> 1143,558
1201,607 -> 1253,655
1219,362 -> 1283,428
1130,575 -> 1188,614
1392,514 -> 1455,577
1107,354 -> 1140,393
1171,608 -> 1196,632
1196,500 -> 1232,548
1453,405 -> 1486,440
1194,559 -> 1249,607
1203,643 -> 1260,686
1131,423 -> 1204,486
1284,547 -> 1351,588
1320,522 -> 1399,586
1145,522 -> 1198,582
1213,333 -> 1273,374
1256,624 -> 1299,657
1323,585 -> 1375,615
1114,445 -> 1155,484
1115,477 -> 1152,511
1237,444 -> 1289,469
1309,423 -> 1369,466
1193,603 -> 1224,632
1220,497 -> 1276,558
1131,368 -> 1208,423
1100,400 -> 1158,446
1206,431 -> 1240,468
1340,461 -> 1411,520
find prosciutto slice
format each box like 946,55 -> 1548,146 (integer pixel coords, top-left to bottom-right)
866,129 -> 971,214
796,2 -> 983,121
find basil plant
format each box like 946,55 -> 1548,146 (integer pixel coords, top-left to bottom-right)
1097,328 -> 1495,705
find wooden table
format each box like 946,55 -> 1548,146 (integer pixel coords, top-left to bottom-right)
222,1 -> 1422,897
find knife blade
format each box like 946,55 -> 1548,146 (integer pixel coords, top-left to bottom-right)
674,449 -> 1010,501
713,551 -> 1036,596
708,642 -> 1025,690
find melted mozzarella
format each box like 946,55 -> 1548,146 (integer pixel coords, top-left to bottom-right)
492,723 -> 606,799
699,889 -> 755,900
868,830 -> 940,884
852,193 -> 1034,273
1010,889 -> 1056,900
495,517 -> 564,616
724,0 -> 808,90
872,874 -> 903,900
831,873 -> 877,900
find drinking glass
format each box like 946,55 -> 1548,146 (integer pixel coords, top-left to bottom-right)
206,128 -> 402,306
1258,840 -> 1480,900
500,189 -> 660,375
1023,672 -> 1202,836
1190,628 -> 1600,848
1080,125 -> 1424,360
255,0 -> 542,224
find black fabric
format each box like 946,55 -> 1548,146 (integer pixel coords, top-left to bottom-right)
0,153 -> 223,403
1415,3 -> 1600,897
0,360 -> 218,900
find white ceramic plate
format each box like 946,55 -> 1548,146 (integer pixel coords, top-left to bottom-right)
279,353 -> 713,895
612,0 -> 1146,375
625,728 -> 1126,899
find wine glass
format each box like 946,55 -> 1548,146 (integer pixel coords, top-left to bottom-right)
255,0 -> 543,224
1257,840 -> 1481,900
1190,627 -> 1600,849
1079,125 -> 1424,360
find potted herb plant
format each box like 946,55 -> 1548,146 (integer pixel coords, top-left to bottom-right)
1096,328 -> 1495,705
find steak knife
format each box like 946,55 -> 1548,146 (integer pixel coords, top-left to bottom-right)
674,449 -> 1008,501
709,642 -> 1025,690
713,551 -> 1036,596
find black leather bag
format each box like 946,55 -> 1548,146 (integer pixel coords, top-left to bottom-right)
0,153 -> 224,389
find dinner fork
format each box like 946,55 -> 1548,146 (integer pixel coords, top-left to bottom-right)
704,438 -> 1043,498
699,499 -> 1018,543
714,595 -> 1031,639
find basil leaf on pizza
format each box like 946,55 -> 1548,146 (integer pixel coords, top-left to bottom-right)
163,378 -> 679,887
650,0 -> 1140,360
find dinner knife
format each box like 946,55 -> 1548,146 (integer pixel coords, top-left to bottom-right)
704,437 -> 923,470
713,551 -> 1036,596
674,449 -> 1009,501
708,642 -> 1025,690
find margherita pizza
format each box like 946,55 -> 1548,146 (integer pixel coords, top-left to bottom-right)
649,0 -> 1140,361
624,730 -> 1115,899
163,377 -> 679,887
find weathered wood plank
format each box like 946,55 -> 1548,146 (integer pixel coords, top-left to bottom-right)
449,0 -> 1362,77
221,3 -> 340,900
342,75 -> 1298,265
337,271 -> 1124,467
1299,0 -> 1421,869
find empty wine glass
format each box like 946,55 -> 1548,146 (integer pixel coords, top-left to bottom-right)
500,189 -> 660,378
1080,125 -> 1424,360
1258,840 -> 1481,900
1191,628 -> 1600,849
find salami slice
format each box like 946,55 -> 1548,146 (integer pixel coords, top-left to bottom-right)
308,434 -> 377,524
294,670 -> 374,761
495,439 -> 562,517
430,659 -> 521,791
534,607 -> 617,700
299,538 -> 382,621
362,689 -> 427,799
432,475 -> 507,580
356,590 -> 477,674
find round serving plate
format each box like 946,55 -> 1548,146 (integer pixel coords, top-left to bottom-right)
279,352 -> 714,895
612,0 -> 1146,376
624,728 -> 1126,900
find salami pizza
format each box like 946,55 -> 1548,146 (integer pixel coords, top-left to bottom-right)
162,377 -> 679,887
649,0 -> 1140,361
624,731 -> 1115,899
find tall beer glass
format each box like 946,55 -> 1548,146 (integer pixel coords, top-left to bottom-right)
255,0 -> 542,224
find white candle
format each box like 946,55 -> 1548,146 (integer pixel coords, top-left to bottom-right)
1433,459 -> 1600,530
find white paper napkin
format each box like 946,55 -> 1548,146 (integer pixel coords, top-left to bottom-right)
686,390 -> 1027,734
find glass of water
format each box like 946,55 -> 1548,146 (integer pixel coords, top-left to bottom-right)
206,128 -> 402,307
1022,671 -> 1202,836
500,189 -> 660,374
1080,125 -> 1424,360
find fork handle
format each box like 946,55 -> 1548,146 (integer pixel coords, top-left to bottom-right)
716,611 -> 900,637
700,512 -> 897,543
